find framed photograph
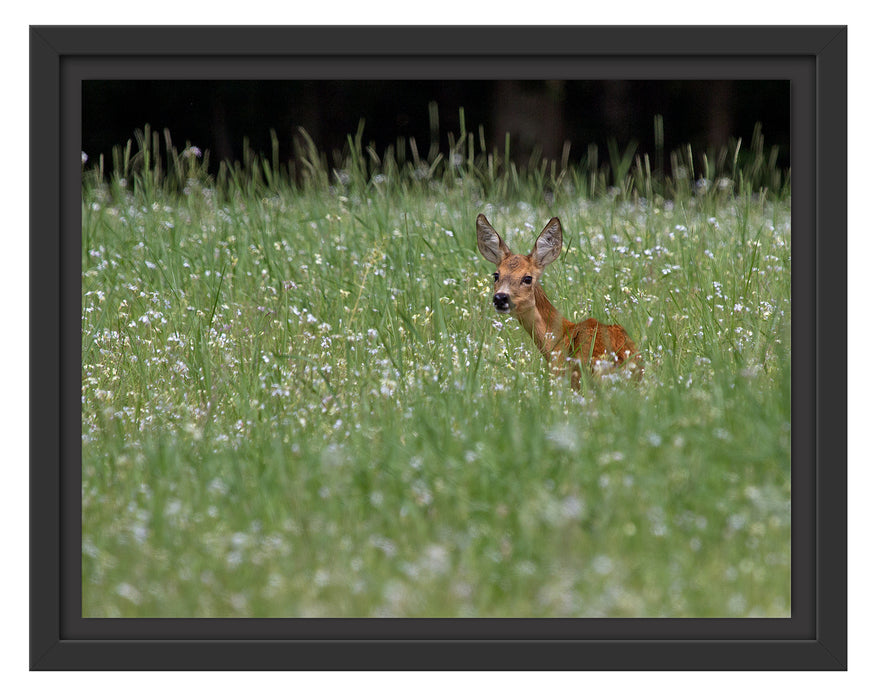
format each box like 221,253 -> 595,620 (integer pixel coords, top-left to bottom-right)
30,25 -> 846,670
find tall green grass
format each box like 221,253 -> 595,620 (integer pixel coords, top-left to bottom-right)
81,115 -> 790,617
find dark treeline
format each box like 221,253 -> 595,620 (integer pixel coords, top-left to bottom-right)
83,80 -> 789,174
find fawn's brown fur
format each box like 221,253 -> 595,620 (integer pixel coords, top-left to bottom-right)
477,214 -> 642,389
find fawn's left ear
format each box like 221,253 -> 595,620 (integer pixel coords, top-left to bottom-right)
531,217 -> 563,268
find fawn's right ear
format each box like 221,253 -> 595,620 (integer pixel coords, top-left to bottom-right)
476,214 -> 512,265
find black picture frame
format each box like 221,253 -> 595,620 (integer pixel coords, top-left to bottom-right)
30,25 -> 846,671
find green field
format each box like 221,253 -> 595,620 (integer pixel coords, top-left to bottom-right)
81,123 -> 791,617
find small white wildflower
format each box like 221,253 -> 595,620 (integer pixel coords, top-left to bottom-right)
592,555 -> 614,575
115,582 -> 141,604
728,513 -> 747,531
547,423 -> 579,452
208,477 -> 229,496
230,532 -> 250,548
728,593 -> 747,615
560,495 -> 585,520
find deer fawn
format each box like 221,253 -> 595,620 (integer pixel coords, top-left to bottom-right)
477,214 -> 643,389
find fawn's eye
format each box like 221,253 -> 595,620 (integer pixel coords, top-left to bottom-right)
492,272 -> 499,282
522,275 -> 533,285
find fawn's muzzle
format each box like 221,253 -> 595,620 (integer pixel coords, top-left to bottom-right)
493,292 -> 511,312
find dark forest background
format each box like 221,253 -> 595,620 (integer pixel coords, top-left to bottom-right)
83,80 -> 789,173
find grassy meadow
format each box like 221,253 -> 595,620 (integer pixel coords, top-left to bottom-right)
81,122 -> 791,617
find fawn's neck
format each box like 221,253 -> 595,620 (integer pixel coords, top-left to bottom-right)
515,283 -> 572,360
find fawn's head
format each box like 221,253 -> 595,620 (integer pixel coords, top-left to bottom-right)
476,214 -> 563,315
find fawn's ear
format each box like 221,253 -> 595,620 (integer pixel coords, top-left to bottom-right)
531,217 -> 563,268
476,214 -> 512,265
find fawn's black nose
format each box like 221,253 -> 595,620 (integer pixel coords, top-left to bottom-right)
493,292 -> 510,312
